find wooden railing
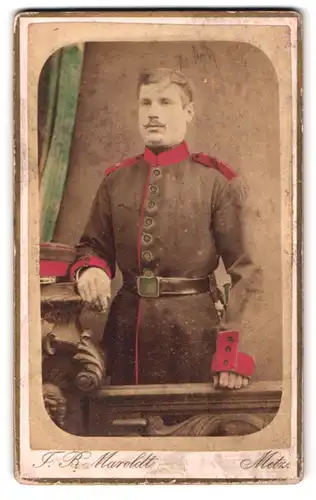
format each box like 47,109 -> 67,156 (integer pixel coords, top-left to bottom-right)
87,381 -> 282,436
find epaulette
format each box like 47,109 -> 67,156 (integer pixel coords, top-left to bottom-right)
105,154 -> 143,176
191,153 -> 237,181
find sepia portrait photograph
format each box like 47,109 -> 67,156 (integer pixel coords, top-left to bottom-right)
15,10 -> 302,484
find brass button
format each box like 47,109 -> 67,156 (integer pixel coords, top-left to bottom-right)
142,251 -> 153,262
142,233 -> 152,243
144,217 -> 153,227
149,185 -> 159,194
147,200 -> 156,209
153,169 -> 161,176
227,336 -> 234,342
143,269 -> 153,277
225,346 -> 231,353
223,360 -> 228,366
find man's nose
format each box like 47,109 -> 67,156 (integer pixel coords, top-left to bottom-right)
147,101 -> 161,116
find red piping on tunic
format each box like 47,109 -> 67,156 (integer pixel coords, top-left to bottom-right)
137,166 -> 153,270
133,142 -> 189,383
135,164 -> 153,384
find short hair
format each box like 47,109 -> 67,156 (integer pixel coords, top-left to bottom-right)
137,68 -> 194,105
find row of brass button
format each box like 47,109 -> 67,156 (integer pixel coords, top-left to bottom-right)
141,168 -> 161,267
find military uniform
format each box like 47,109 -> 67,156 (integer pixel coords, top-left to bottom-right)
70,141 -> 261,385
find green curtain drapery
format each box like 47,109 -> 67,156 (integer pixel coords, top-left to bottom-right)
39,44 -> 85,242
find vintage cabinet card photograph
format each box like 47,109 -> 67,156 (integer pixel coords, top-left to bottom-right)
14,10 -> 302,484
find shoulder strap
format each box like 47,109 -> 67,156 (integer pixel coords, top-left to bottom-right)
191,153 -> 237,181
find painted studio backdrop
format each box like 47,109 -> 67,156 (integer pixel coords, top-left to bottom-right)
38,41 -> 281,384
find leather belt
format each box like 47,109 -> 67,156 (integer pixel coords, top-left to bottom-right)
122,274 -> 211,298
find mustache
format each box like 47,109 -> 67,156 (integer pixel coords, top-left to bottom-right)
144,121 -> 165,128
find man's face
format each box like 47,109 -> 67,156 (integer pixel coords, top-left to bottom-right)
138,81 -> 195,147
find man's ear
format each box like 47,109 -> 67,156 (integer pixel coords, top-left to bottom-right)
185,101 -> 195,124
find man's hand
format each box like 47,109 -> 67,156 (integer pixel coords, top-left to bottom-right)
77,267 -> 111,312
213,372 -> 249,389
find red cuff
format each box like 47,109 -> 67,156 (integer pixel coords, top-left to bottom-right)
69,256 -> 112,281
211,330 -> 255,378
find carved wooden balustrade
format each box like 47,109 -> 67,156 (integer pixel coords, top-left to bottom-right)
41,281 -> 106,435
41,281 -> 282,437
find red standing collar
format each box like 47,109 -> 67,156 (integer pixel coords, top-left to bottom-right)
144,141 -> 190,167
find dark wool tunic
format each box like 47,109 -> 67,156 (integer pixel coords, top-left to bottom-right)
72,142 -> 261,385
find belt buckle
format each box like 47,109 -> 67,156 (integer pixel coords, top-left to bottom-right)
137,276 -> 160,297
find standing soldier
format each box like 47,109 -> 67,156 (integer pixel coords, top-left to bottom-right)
70,68 -> 261,388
